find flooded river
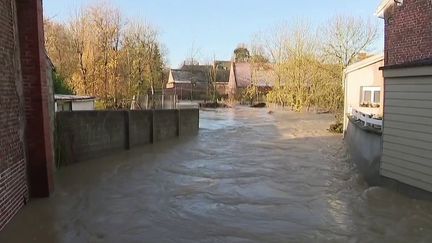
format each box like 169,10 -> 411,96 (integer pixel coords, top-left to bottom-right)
1,107 -> 432,242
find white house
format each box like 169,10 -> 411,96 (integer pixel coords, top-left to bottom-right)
343,54 -> 385,131
54,94 -> 95,112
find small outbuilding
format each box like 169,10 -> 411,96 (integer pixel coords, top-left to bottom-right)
54,94 -> 96,112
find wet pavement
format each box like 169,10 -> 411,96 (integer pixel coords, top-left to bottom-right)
1,107 -> 432,242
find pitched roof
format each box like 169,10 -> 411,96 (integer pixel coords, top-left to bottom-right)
254,68 -> 277,87
181,64 -> 212,73
171,69 -> 210,83
232,63 -> 276,88
214,61 -> 232,83
345,54 -> 384,74
376,0 -> 393,18
214,61 -> 231,70
216,70 -> 230,83
233,63 -> 252,88
54,94 -> 95,101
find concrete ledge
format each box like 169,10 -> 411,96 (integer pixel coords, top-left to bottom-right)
345,118 -> 432,200
345,119 -> 383,185
56,109 -> 199,165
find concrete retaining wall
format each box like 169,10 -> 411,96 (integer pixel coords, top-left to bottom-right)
128,111 -> 153,147
345,118 -> 382,185
153,110 -> 179,142
179,109 -> 200,136
56,109 -> 199,165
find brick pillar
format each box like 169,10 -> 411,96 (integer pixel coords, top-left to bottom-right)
16,0 -> 54,197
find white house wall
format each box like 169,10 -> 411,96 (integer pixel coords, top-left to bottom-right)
344,58 -> 384,131
167,71 -> 175,88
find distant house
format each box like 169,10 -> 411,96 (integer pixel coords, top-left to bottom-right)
54,94 -> 95,112
228,62 -> 251,97
166,65 -> 211,100
214,61 -> 231,97
228,62 -> 276,99
165,61 -> 276,100
343,54 -> 384,131
376,0 -> 432,193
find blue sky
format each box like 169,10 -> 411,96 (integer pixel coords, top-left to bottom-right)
43,0 -> 384,67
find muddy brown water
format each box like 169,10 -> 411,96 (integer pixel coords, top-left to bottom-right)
1,107 -> 432,243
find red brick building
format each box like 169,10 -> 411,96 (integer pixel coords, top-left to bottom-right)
377,0 -> 432,193
0,0 -> 54,230
378,0 -> 432,65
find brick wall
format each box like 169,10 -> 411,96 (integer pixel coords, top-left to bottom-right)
384,0 -> 432,65
0,0 -> 29,230
1,0 -> 54,231
16,0 -> 55,198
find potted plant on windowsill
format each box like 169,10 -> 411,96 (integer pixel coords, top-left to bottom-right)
360,102 -> 371,108
360,102 -> 380,108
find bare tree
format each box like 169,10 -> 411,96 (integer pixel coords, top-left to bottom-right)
321,15 -> 378,68
319,15 -> 378,128
184,41 -> 201,66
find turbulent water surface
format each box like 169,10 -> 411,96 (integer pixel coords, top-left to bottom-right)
2,107 -> 432,243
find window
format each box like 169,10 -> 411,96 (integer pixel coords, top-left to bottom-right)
373,91 -> 380,103
361,86 -> 381,108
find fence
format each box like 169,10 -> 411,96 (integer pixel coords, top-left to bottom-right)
130,86 -> 223,110
351,109 -> 383,128
169,86 -> 213,101
132,94 -> 178,110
